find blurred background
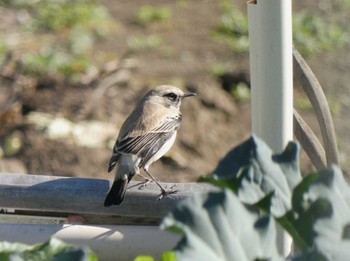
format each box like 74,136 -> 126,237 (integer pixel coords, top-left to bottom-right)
0,0 -> 349,182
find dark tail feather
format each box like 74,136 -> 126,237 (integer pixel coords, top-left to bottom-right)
104,178 -> 128,206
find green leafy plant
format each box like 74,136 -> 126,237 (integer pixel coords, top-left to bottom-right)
214,7 -> 349,55
213,8 -> 250,54
296,90 -> 342,115
134,252 -> 176,261
139,136 -> 350,260
0,0 -> 114,81
0,237 -> 97,261
326,94 -> 342,116
127,34 -> 164,51
25,0 -> 112,36
295,96 -> 313,111
163,190 -> 283,261
293,11 -> 348,55
230,82 -> 250,102
136,5 -> 172,26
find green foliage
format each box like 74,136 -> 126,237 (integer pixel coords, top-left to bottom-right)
136,5 -> 172,26
162,190 -> 283,261
211,64 -> 250,102
326,94 -> 342,116
2,130 -> 22,156
0,40 -> 9,65
295,96 -> 313,111
22,47 -> 92,79
135,252 -> 176,261
219,0 -> 236,13
213,8 -> 250,53
293,11 -> 349,56
31,0 -> 111,36
214,6 -> 348,55
201,136 -> 350,259
0,237 -> 97,261
135,257 -> 155,261
230,82 -> 250,102
0,0 -> 114,81
296,94 -> 342,115
210,63 -> 229,77
139,136 -> 350,260
127,34 -> 164,51
201,136 -> 302,217
284,167 -> 350,257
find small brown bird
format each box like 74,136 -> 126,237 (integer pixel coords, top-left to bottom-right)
104,85 -> 196,206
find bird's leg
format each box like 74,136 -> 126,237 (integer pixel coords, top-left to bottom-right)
137,172 -> 160,182
137,173 -> 152,189
143,168 -> 179,201
137,172 -> 150,181
136,173 -> 160,190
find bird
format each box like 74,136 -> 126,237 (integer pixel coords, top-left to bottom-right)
104,85 -> 196,206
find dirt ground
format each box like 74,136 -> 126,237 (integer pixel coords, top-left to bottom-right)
1,1 -> 349,183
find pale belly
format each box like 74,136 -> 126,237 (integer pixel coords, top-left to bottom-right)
144,132 -> 177,170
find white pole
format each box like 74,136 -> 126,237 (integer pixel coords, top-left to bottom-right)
248,4 -> 260,135
248,0 -> 293,255
249,0 -> 293,151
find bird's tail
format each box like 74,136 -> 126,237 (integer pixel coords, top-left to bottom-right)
104,176 -> 128,206
104,157 -> 137,206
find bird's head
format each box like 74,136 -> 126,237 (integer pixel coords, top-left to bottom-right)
145,85 -> 196,109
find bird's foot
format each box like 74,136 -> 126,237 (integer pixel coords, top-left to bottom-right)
156,184 -> 179,202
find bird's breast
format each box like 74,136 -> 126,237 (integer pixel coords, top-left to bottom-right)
144,132 -> 177,169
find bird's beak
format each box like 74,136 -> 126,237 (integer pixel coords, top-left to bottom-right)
182,92 -> 197,99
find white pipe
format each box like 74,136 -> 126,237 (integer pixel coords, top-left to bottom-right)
248,0 -> 293,256
248,0 -> 293,152
0,224 -> 179,261
248,4 -> 260,135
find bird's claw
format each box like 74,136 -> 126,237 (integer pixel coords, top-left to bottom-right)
156,184 -> 179,202
137,176 -> 162,191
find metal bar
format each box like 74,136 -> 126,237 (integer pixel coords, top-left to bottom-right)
293,109 -> 327,171
0,173 -> 214,225
293,47 -> 339,167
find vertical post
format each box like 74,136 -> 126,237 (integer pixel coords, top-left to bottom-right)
248,4 -> 260,135
248,0 -> 293,255
249,0 -> 293,152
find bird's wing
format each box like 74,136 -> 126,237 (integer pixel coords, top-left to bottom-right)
108,102 -> 181,173
107,151 -> 120,172
116,114 -> 181,156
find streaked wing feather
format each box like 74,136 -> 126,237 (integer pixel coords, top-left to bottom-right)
116,116 -> 180,155
140,131 -> 175,164
107,152 -> 120,172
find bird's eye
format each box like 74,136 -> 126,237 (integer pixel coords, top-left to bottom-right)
165,92 -> 177,100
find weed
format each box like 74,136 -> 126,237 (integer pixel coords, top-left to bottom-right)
0,0 -> 114,81
326,94 -> 342,115
293,11 -> 348,55
295,96 -> 313,111
136,5 -> 172,26
214,6 -> 349,55
213,8 -> 249,54
231,82 -> 250,102
127,34 -> 164,51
